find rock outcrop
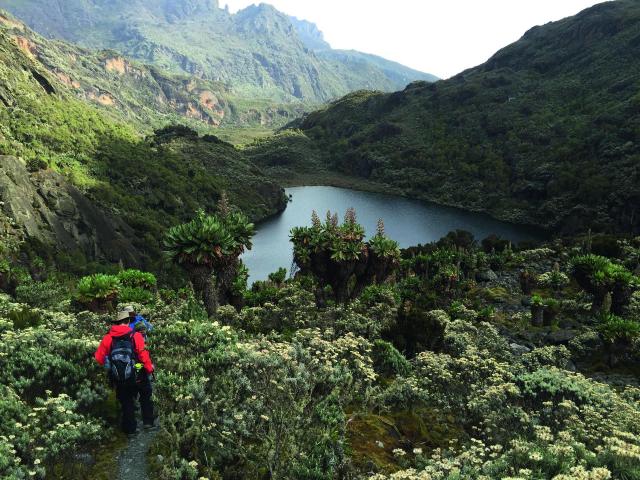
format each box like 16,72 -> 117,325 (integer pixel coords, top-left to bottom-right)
0,156 -> 140,265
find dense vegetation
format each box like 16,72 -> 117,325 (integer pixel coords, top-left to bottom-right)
0,0 -> 435,106
1,211 -> 640,478
249,0 -> 640,235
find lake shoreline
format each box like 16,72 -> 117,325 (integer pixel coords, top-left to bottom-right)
275,171 -> 551,236
243,185 -> 545,283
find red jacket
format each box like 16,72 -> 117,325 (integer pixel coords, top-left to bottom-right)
94,324 -> 154,374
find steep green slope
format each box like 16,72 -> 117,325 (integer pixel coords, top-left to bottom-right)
0,27 -> 285,267
249,1 -> 640,235
0,0 -> 435,104
0,10 -> 302,139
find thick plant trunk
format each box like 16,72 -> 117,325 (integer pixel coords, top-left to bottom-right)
531,306 -> 544,327
216,261 -> 239,308
188,265 -> 218,317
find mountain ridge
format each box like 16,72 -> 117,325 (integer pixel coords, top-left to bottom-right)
0,0 -> 437,104
0,9 -> 304,137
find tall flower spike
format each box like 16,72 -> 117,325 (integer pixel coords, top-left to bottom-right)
376,218 -> 385,237
217,191 -> 230,218
326,210 -> 333,228
344,207 -> 357,226
311,210 -> 321,228
331,213 -> 339,228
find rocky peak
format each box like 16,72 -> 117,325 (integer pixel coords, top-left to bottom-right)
289,16 -> 330,51
233,3 -> 295,38
161,0 -> 221,22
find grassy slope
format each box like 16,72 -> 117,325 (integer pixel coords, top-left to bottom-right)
0,28 -> 285,266
248,1 -> 640,235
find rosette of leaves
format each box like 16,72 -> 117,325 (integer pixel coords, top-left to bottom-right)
164,208 -> 254,315
76,274 -> 120,312
570,255 -> 639,314
117,269 -> 157,304
290,211 -> 399,303
598,313 -> 640,367
530,294 -> 545,327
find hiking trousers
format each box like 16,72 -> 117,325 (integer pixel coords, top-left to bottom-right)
115,375 -> 155,434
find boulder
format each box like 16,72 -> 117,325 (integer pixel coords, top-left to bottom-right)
509,342 -> 531,356
546,329 -> 578,345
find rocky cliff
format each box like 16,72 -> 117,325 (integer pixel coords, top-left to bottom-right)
0,156 -> 140,265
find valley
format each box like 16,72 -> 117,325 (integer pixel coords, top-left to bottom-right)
0,1 -> 639,480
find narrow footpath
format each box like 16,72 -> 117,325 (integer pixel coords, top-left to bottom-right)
117,428 -> 158,480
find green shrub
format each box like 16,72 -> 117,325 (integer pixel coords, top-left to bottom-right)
119,286 -> 155,304
15,278 -> 69,308
76,274 -> 120,302
371,340 -> 411,377
8,306 -> 43,330
268,267 -> 287,286
517,367 -> 612,408
531,294 -> 544,307
76,274 -> 120,312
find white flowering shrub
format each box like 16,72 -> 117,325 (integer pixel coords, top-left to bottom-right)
149,308 -> 377,479
441,319 -> 510,360
2,233 -> 640,479
518,345 -> 572,372
538,271 -> 571,291
519,248 -> 556,263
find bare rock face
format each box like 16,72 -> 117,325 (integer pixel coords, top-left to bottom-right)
0,155 -> 140,265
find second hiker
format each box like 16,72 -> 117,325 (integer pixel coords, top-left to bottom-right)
94,309 -> 156,435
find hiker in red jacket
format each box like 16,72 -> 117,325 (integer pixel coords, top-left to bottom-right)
94,310 -> 155,435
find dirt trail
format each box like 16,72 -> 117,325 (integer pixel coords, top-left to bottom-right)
117,427 -> 158,480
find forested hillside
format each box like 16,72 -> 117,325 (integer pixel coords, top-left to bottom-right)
250,0 -> 640,235
0,25 -> 285,269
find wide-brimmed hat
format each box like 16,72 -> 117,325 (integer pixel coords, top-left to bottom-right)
123,305 -> 135,313
113,310 -> 131,323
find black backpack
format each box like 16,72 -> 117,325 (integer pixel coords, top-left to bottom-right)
109,333 -> 137,386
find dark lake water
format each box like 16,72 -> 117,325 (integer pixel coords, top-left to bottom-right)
242,186 -> 543,283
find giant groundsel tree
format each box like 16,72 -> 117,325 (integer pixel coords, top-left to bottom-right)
164,200 -> 254,315
291,209 -> 400,303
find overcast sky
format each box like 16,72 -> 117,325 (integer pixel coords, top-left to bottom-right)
224,0 -> 606,78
